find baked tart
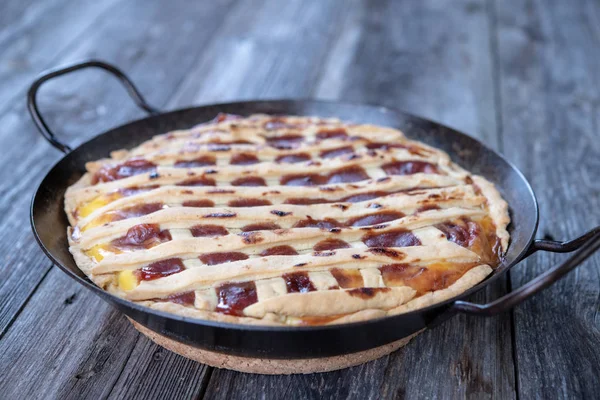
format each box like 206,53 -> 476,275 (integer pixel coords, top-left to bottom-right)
65,114 -> 510,326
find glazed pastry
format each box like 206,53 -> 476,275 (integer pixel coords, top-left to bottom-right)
65,114 -> 510,326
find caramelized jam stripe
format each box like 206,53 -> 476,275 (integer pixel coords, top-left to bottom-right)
111,224 -> 171,250
190,224 -> 229,237
380,262 -> 479,295
138,258 -> 185,281
260,245 -> 299,256
331,268 -> 364,289
92,158 -> 157,184
199,252 -> 249,265
215,281 -> 258,316
283,272 -> 316,293
174,155 -> 216,168
362,229 -> 422,248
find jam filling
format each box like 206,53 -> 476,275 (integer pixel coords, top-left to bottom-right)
275,153 -> 311,163
347,287 -> 390,299
294,217 -> 343,229
320,146 -> 354,159
316,128 -> 348,140
435,221 -> 472,247
199,252 -> 249,265
260,245 -> 299,256
313,238 -> 351,251
138,258 -> 185,281
331,268 -> 364,289
346,211 -> 405,227
228,199 -> 272,207
365,142 -> 430,156
340,191 -> 389,203
283,272 -> 316,293
190,224 -> 229,237
240,222 -> 281,232
182,199 -> 215,207
285,197 -> 329,205
382,160 -> 439,176
280,165 -> 369,186
362,229 -> 421,248
327,166 -> 370,184
119,185 -> 159,196
280,173 -> 325,186
105,203 -> 164,223
416,204 -> 441,212
436,217 -> 501,266
379,262 -> 478,295
266,134 -> 304,149
92,158 -> 157,184
231,176 -> 267,186
287,214 -> 410,231
282,190 -> 409,206
111,224 -> 171,250
157,291 -> 196,306
174,155 -> 216,168
230,153 -> 260,165
215,281 -> 258,316
239,231 -> 263,244
176,176 -> 216,186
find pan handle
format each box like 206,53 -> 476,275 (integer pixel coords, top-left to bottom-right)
27,60 -> 160,153
453,226 -> 600,316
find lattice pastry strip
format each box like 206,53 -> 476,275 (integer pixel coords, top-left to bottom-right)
66,174 -> 466,226
75,186 -> 485,248
113,136 -> 444,169
70,149 -> 463,203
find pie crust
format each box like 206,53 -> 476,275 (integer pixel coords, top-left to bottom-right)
65,114 -> 510,326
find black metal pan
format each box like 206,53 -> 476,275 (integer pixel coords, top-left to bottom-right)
28,61 -> 600,359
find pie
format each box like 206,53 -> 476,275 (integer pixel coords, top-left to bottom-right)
65,114 -> 510,326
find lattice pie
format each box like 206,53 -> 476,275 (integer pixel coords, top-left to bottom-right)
65,114 -> 510,325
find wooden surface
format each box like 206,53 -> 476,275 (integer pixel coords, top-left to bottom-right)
0,0 -> 598,398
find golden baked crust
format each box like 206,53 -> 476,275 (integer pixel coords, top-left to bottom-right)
65,114 -> 510,326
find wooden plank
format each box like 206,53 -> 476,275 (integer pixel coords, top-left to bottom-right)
167,0 -> 345,106
494,0 -> 600,398
104,336 -> 209,400
0,0 -> 237,398
0,0 -> 237,336
0,0 -> 122,336
0,269 -> 140,399
0,0 -> 54,38
203,1 -> 516,398
0,0 -> 124,115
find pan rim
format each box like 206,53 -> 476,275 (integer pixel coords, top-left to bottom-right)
30,98 -> 539,333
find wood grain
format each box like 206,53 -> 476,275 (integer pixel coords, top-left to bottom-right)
0,0 -> 237,333
495,0 -> 600,398
0,0 -> 123,336
0,0 -> 598,398
0,269 -> 139,399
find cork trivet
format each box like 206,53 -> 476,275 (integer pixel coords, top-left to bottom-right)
131,320 -> 424,374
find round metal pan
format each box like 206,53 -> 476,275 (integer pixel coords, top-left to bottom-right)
28,61 -> 600,359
